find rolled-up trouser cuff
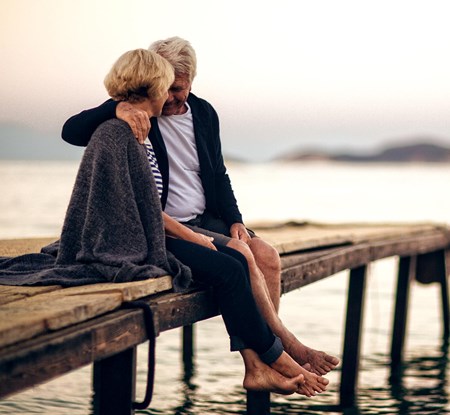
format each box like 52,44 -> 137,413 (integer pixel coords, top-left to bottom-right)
230,335 -> 284,366
258,336 -> 283,365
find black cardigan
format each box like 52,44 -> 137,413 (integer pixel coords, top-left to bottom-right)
61,93 -> 243,227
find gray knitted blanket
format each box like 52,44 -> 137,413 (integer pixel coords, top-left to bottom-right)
0,119 -> 192,291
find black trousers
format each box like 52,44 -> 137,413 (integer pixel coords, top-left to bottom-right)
166,237 -> 280,360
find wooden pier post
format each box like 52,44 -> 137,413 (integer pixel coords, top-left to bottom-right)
182,324 -> 195,374
440,250 -> 450,340
390,256 -> 415,380
93,347 -> 136,415
416,250 -> 449,339
340,265 -> 367,407
247,390 -> 270,415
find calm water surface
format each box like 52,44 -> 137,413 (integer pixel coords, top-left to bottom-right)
1,160 -> 450,414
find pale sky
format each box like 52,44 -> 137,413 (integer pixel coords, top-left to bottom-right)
1,0 -> 450,160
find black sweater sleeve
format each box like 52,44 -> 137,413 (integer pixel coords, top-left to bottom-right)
61,99 -> 118,147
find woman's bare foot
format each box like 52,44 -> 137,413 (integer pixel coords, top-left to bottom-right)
242,349 -> 305,395
284,339 -> 340,376
243,366 -> 305,395
270,351 -> 329,398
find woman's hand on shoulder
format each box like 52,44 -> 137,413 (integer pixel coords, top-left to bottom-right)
116,101 -> 150,144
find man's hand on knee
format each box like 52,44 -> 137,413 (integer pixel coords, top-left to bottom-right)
230,223 -> 252,244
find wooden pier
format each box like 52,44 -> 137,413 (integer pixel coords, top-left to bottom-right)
0,222 -> 449,414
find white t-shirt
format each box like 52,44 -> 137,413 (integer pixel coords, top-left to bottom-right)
158,103 -> 206,222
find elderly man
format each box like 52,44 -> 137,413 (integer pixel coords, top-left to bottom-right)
61,37 -> 339,376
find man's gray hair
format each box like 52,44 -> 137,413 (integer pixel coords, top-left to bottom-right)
149,36 -> 197,82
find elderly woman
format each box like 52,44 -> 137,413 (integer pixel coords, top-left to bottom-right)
1,48 -> 326,397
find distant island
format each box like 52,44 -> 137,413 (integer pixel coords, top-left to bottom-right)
276,141 -> 450,163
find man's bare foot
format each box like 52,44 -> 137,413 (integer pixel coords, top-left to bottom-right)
270,351 -> 329,398
285,340 -> 340,376
242,350 -> 305,395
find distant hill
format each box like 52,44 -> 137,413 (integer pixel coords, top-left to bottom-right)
0,122 -> 84,160
277,141 -> 450,163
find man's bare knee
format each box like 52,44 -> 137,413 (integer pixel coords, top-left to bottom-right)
250,238 -> 281,273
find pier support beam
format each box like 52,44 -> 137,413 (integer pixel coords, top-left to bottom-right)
390,256 -> 415,380
340,265 -> 367,408
415,250 -> 449,339
182,324 -> 195,374
93,347 -> 136,415
247,390 -> 270,415
440,250 -> 450,340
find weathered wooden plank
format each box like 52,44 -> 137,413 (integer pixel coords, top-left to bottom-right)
0,288 -> 217,398
281,245 -> 370,292
0,237 -> 60,308
0,293 -> 123,348
281,231 -> 450,293
150,289 -> 219,332
0,237 -> 56,256
255,222 -> 448,254
0,276 -> 173,348
43,276 -> 173,302
0,313 -> 47,352
369,231 -> 450,261
0,235 -> 173,348
0,285 -> 61,305
0,309 -> 147,398
279,247 -> 346,269
1,224 -> 448,260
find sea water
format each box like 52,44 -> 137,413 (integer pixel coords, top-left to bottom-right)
1,160 -> 450,415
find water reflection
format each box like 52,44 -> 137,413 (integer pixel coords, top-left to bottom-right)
172,356 -> 199,415
269,341 -> 450,415
387,340 -> 448,415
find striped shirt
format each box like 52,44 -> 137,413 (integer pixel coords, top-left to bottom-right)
144,140 -> 163,198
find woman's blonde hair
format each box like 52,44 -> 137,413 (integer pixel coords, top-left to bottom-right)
104,49 -> 174,102
149,37 -> 197,82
